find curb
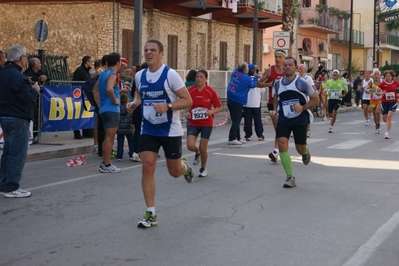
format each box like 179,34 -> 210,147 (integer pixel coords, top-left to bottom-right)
26,145 -> 92,162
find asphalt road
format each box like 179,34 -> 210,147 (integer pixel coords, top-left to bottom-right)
1,109 -> 399,266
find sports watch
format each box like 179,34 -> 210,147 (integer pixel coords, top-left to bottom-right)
168,103 -> 173,111
302,105 -> 307,112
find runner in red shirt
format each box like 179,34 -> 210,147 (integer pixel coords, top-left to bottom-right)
186,70 -> 223,177
259,49 -> 286,162
379,70 -> 399,139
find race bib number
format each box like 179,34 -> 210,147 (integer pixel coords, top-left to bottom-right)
143,99 -> 168,124
282,99 -> 300,119
191,107 -> 208,120
362,91 -> 370,100
386,92 -> 395,100
331,90 -> 340,99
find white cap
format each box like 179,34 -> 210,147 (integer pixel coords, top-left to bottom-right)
332,69 -> 340,74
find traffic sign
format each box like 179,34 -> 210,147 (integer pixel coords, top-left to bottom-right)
34,20 -> 48,43
273,31 -> 290,50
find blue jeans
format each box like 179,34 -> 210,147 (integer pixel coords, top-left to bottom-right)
227,99 -> 243,141
0,117 -> 30,192
243,107 -> 264,138
117,134 -> 134,159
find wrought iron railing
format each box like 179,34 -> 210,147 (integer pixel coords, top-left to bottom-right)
332,28 -> 365,46
380,33 -> 399,47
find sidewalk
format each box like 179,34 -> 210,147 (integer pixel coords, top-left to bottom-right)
0,105 -> 359,162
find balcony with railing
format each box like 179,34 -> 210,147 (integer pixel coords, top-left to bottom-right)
238,0 -> 283,14
331,28 -> 365,46
380,33 -> 399,48
299,8 -> 343,34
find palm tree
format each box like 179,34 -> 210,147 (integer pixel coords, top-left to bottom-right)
385,20 -> 399,33
281,0 -> 296,56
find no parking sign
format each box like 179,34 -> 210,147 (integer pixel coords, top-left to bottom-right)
273,31 -> 290,50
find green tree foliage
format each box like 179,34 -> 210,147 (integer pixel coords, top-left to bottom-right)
380,63 -> 399,73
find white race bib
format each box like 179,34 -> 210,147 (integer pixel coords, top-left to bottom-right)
282,99 -> 300,119
362,91 -> 370,100
386,92 -> 395,100
191,107 -> 208,120
331,90 -> 340,99
143,99 -> 168,124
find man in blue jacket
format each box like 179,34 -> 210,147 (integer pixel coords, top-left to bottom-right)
226,62 -> 259,145
0,45 -> 41,198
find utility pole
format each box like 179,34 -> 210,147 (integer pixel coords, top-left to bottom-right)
373,0 -> 380,67
133,0 -> 143,65
348,0 -> 354,76
252,0 -> 258,64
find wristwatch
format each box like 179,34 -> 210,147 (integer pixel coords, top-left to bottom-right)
168,103 -> 173,111
302,105 -> 307,112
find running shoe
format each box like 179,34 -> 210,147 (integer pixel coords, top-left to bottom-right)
258,136 -> 265,141
376,128 -> 381,134
193,152 -> 201,165
131,152 -> 142,162
181,156 -> 195,183
385,132 -> 390,139
328,126 -> 333,133
92,145 -> 98,154
302,145 -> 311,165
245,138 -> 252,141
198,167 -> 208,177
268,151 -> 278,163
322,116 -> 327,121
4,189 -> 32,198
365,120 -> 370,126
137,211 -> 158,228
228,140 -> 242,145
239,139 -> 246,144
99,163 -> 121,173
283,176 -> 296,188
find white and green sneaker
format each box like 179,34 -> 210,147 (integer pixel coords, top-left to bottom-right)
181,156 -> 195,183
283,176 -> 296,188
138,211 -> 158,228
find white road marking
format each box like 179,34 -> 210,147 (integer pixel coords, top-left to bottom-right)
26,148 -> 222,192
381,141 -> 399,152
342,211 -> 399,266
327,139 -> 372,150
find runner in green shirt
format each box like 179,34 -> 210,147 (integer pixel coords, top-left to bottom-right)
325,69 -> 348,133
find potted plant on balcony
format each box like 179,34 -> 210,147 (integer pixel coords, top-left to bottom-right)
307,17 -> 319,24
257,1 -> 265,11
316,4 -> 327,12
328,7 -> 336,14
277,5 -> 282,14
334,8 -> 341,17
340,10 -> 351,20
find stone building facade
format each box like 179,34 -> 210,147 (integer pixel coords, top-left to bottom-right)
0,1 -> 261,74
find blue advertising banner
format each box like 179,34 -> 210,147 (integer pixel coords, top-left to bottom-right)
41,85 -> 95,132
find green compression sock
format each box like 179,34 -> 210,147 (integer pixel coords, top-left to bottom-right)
280,151 -> 293,177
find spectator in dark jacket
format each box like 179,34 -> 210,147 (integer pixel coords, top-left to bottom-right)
24,57 -> 50,85
0,45 -> 41,198
353,76 -> 362,106
24,57 -> 50,140
116,93 -> 135,161
0,50 -> 6,68
72,55 -> 93,139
